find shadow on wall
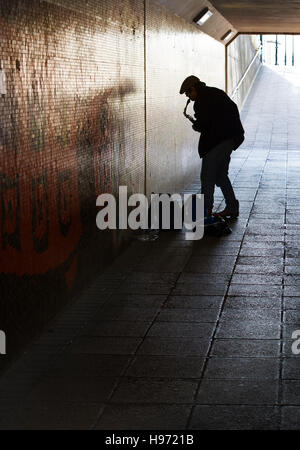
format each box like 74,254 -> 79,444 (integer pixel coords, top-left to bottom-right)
0,64 -> 136,371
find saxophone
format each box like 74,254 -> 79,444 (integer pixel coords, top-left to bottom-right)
183,99 -> 195,124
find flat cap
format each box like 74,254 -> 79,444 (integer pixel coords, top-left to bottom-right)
179,75 -> 200,94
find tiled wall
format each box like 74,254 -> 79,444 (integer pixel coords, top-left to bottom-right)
145,0 -> 225,195
0,0 -> 146,366
0,0 -> 258,365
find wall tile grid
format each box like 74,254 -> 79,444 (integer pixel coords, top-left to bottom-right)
0,0 -> 258,363
0,0 -> 146,362
145,0 -> 225,195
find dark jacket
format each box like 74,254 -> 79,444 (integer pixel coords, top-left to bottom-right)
192,83 -> 245,158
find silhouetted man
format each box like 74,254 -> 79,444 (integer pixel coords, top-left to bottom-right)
180,75 -> 244,218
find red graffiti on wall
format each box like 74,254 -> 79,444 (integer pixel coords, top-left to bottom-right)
0,39 -> 82,276
0,9 -> 135,278
0,147 -> 82,276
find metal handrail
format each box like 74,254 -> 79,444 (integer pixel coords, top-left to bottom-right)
230,46 -> 261,99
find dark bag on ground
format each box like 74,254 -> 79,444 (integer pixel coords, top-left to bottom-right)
148,193 -> 231,236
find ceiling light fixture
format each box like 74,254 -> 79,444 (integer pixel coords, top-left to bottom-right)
193,7 -> 213,26
221,30 -> 235,42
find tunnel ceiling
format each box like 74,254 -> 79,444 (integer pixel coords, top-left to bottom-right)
156,0 -> 300,43
210,0 -> 300,33
156,0 -> 237,43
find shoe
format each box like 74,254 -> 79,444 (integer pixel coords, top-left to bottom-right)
204,215 -> 232,237
214,201 -> 239,219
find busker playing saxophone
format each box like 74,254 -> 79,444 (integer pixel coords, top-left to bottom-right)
180,75 -> 245,219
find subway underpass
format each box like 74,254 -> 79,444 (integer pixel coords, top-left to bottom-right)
0,64 -> 300,430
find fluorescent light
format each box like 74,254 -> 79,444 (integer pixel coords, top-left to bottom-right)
222,30 -> 234,41
197,10 -> 213,25
193,8 -> 213,26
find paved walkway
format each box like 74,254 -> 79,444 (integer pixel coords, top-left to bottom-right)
0,65 -> 300,430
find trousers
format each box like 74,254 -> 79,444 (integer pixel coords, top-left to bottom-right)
200,138 -> 238,214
